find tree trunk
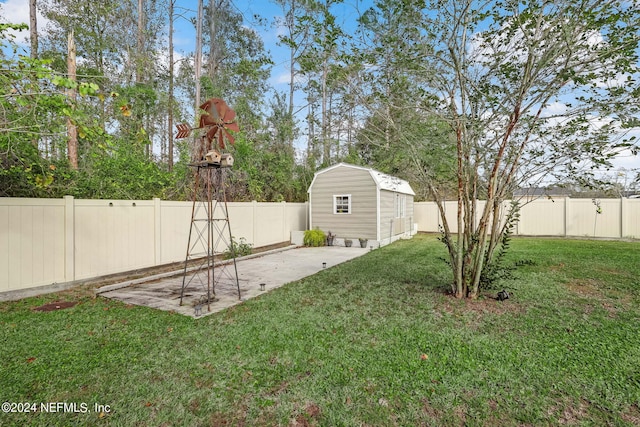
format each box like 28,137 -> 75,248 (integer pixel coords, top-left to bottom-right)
168,0 -> 175,171
454,105 -> 465,298
208,0 -> 219,79
195,0 -> 203,118
321,56 -> 329,165
306,87 -> 316,167
287,0 -> 296,149
67,30 -> 78,170
137,0 -> 145,83
29,0 -> 38,58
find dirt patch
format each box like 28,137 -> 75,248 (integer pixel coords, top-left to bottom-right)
565,279 -> 629,317
268,380 -> 289,396
565,279 -> 602,299
304,403 -> 321,418
436,291 -> 524,318
421,398 -> 441,419
290,402 -> 321,427
548,398 -> 589,425
621,403 -> 640,425
453,404 -> 467,425
32,301 -> 78,312
482,399 -> 514,426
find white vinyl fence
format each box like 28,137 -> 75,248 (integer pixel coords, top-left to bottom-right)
414,198 -> 640,239
1,197 -> 307,294
2,196 -> 638,296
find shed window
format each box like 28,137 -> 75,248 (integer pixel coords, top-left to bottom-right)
334,195 -> 351,214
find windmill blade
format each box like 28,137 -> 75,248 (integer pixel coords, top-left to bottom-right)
225,121 -> 239,132
200,98 -> 220,120
222,108 -> 236,123
223,129 -> 235,146
199,114 -> 216,128
198,99 -> 210,113
199,99 -> 221,127
216,100 -> 228,122
206,127 -> 220,145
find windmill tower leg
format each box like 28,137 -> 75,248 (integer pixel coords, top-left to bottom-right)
180,165 -> 217,308
216,168 -> 241,300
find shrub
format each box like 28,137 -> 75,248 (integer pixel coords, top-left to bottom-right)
304,229 -> 326,247
224,237 -> 253,259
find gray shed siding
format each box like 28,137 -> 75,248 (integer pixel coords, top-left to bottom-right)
379,191 -> 415,241
406,195 -> 414,229
310,166 -> 378,239
379,190 -> 395,241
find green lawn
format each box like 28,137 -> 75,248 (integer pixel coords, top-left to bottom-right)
1,235 -> 639,426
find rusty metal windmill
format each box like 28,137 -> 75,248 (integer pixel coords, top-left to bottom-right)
175,98 -> 241,315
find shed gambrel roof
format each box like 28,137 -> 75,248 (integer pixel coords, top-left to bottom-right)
309,163 -> 415,196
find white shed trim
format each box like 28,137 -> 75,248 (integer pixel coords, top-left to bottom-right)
369,170 -> 415,196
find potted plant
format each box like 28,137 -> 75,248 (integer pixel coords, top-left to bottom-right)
326,231 -> 336,246
359,238 -> 368,248
344,239 -> 353,247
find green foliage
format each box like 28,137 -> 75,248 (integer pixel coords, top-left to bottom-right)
224,237 -> 253,259
303,228 -> 327,247
73,139 -> 172,200
478,202 -> 521,290
230,135 -> 309,202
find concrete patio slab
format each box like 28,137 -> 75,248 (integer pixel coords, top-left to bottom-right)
98,246 -> 369,318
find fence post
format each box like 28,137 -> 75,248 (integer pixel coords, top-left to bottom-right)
252,200 -> 258,246
282,201 -> 287,243
621,197 -> 627,239
564,197 -> 570,237
154,198 -> 162,265
305,201 -> 309,231
64,195 -> 75,283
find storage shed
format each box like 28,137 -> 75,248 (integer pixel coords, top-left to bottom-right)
308,163 -> 416,247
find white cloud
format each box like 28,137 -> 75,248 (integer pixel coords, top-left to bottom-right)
594,73 -> 633,89
610,149 -> 639,171
0,0 -> 49,46
270,69 -> 304,86
0,0 -> 29,23
544,102 -> 568,116
273,15 -> 288,39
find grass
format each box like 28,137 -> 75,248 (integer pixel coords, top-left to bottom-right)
1,234 -> 639,426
